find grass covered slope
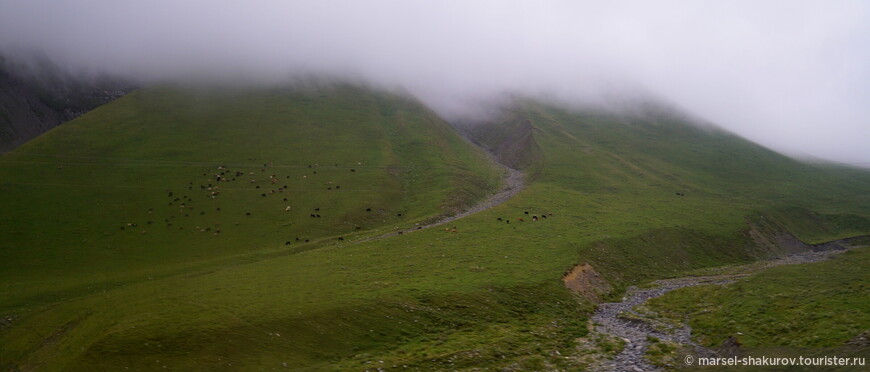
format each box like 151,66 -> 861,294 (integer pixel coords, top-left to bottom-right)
459,101 -> 870,283
1,95 -> 869,370
0,85 -> 502,311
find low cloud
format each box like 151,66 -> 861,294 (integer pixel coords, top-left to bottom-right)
1,0 -> 868,163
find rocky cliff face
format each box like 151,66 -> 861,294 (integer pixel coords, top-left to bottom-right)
0,55 -> 132,152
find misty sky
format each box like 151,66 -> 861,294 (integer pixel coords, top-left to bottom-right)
1,1 -> 868,164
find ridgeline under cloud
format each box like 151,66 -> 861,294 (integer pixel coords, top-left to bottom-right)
1,0 -> 868,164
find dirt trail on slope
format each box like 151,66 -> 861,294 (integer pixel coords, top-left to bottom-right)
589,247 -> 854,372
355,149 -> 524,244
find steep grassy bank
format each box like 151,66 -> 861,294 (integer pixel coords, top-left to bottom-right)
644,246 -> 869,372
648,247 -> 869,349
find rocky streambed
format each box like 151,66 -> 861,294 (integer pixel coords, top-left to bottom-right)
589,248 -> 850,371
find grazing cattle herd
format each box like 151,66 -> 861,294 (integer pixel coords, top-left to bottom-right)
118,161 -> 375,244
117,160 -> 558,247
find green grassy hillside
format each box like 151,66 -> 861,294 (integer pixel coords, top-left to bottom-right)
1,93 -> 868,370
0,85 -> 502,312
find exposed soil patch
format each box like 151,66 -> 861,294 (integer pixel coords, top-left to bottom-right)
562,263 -> 612,303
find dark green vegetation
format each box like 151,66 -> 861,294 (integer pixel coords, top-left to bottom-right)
1,87 -> 869,370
